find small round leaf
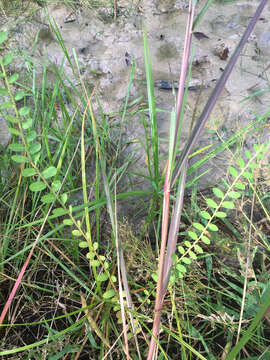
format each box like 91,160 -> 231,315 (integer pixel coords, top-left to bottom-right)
103,289 -> 115,299
29,181 -> 46,192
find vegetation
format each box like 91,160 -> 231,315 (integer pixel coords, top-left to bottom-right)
0,0 -> 270,359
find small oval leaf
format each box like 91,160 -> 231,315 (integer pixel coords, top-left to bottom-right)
8,143 -> 25,152
229,166 -> 238,177
103,289 -> 115,299
41,193 -> 56,204
97,273 -> 108,282
178,246 -> 185,255
194,245 -> 203,254
63,219 -> 73,226
9,73 -> 19,84
176,264 -> 187,273
3,53 -> 13,66
234,182 -> 245,190
53,208 -> 66,216
79,241 -> 89,248
1,101 -> 13,109
182,257 -> 191,265
222,201 -> 235,209
238,157 -> 245,169
206,198 -> 218,209
201,236 -> 210,245
22,168 -> 37,177
200,211 -> 211,220
15,91 -> 25,101
228,191 -> 241,199
187,231 -> 197,241
11,154 -> 28,163
26,130 -> 37,142
22,118 -> 33,130
29,181 -> 46,192
188,250 -> 197,260
72,230 -> 81,237
208,223 -> 218,232
213,187 -> 224,198
42,166 -> 57,179
0,31 -> 8,44
29,142 -> 41,155
9,127 -> 21,136
215,211 -> 227,218
193,222 -> 205,232
19,106 -> 30,116
184,240 -> 192,247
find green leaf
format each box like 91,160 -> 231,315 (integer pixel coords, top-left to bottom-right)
61,193 -> 68,204
8,143 -> 25,152
208,223 -> 218,232
176,264 -> 187,273
29,181 -> 46,192
6,114 -> 18,123
41,193 -> 56,204
111,276 -> 117,283
52,180 -> 61,192
79,241 -> 88,248
178,246 -> 185,254
32,152 -> 40,164
188,250 -> 197,259
245,150 -> 252,159
151,273 -> 158,282
42,166 -> 57,179
0,31 -> 8,44
184,240 -> 192,247
9,73 -> 19,84
29,141 -> 41,155
8,127 -> 21,136
171,253 -> 178,264
228,191 -> 241,199
52,208 -> 66,216
97,273 -> 108,282
104,262 -> 109,270
222,201 -> 235,209
63,219 -> 73,226
242,171 -> 253,180
187,231 -> 197,241
3,53 -> 13,66
103,289 -> 115,299
22,168 -> 37,177
26,130 -> 37,142
88,259 -> 100,267
229,166 -> 238,177
15,91 -> 25,101
19,106 -> 30,116
238,157 -> 245,169
22,118 -> 33,130
93,242 -> 99,251
72,230 -> 81,237
1,101 -> 13,109
206,198 -> 218,209
200,211 -> 211,220
213,187 -> 224,198
182,257 -> 191,265
201,236 -> 210,245
249,163 -> 259,169
193,222 -> 205,232
234,182 -> 245,190
11,154 -> 28,163
0,88 -> 8,95
215,211 -> 227,218
194,244 -> 203,254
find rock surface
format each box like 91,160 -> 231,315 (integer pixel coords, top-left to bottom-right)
0,0 -> 269,192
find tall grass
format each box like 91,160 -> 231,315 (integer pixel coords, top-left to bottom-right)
0,0 -> 270,359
